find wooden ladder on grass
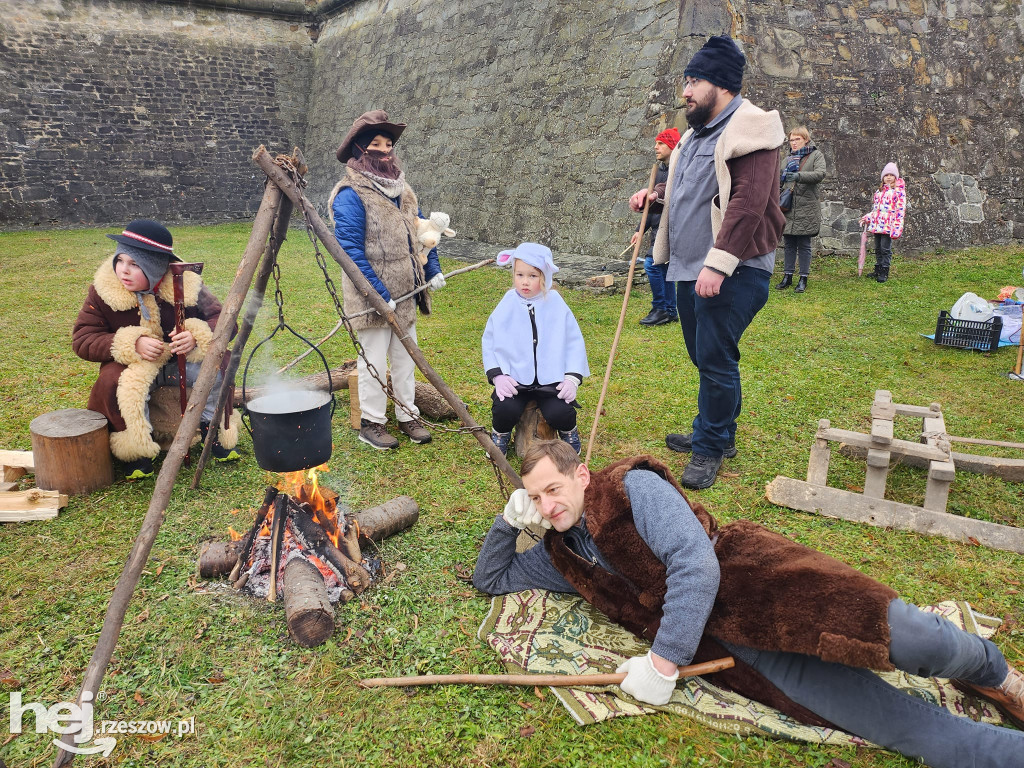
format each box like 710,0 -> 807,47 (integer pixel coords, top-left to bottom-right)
766,390 -> 1024,554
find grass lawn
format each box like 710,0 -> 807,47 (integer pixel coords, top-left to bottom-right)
1,222 -> 1022,767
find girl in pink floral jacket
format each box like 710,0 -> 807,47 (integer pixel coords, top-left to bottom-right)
859,162 -> 906,283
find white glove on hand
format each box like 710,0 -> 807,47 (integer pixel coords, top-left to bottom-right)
502,488 -> 550,530
616,652 -> 679,706
493,374 -> 519,401
556,376 -> 579,403
428,273 -> 446,290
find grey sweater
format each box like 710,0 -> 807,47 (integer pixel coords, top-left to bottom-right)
473,469 -> 721,666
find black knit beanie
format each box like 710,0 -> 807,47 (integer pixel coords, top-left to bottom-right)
684,35 -> 745,93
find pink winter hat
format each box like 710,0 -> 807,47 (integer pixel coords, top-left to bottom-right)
881,162 -> 900,180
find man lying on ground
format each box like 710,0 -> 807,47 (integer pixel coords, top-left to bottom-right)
473,440 -> 1023,768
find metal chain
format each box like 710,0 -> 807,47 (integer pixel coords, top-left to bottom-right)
274,155 -> 513,501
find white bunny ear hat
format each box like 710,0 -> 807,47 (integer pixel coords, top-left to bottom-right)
429,211 -> 456,237
496,242 -> 559,290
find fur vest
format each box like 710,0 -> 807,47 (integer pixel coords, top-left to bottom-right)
72,260 -> 239,461
329,169 -> 428,332
544,455 -> 897,726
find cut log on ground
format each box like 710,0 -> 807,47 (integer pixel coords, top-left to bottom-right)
283,557 -> 336,647
198,540 -> 243,579
0,489 -> 69,522
414,381 -> 458,420
350,496 -> 420,545
29,409 -> 114,496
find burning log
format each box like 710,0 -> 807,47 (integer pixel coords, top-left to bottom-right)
350,496 -> 420,546
283,557 -> 335,647
267,494 -> 289,602
229,486 -> 279,582
198,541 -> 242,579
291,503 -> 372,593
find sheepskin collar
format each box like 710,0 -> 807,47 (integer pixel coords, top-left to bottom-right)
93,258 -> 201,312
676,98 -> 785,161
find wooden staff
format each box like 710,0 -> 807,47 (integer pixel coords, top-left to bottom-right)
278,258 -> 495,374
53,179 -> 288,768
169,261 -> 204,465
584,162 -> 659,464
359,656 -> 734,689
252,146 -> 522,487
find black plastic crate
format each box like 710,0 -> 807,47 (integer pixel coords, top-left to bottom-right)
934,310 -> 1003,352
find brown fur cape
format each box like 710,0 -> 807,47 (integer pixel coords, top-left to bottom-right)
544,455 -> 897,726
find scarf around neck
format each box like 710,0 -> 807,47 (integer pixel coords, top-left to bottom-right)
347,150 -> 406,198
781,144 -> 814,186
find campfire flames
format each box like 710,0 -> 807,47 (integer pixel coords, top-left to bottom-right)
231,466 -> 380,605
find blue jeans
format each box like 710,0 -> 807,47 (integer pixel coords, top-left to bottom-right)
676,267 -> 770,457
724,600 -> 1019,768
644,255 -> 676,315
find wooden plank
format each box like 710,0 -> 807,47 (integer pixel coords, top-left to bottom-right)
0,488 -> 67,522
348,371 -> 361,430
766,476 -> 1024,554
821,427 -> 949,461
586,274 -> 615,288
0,450 -> 34,471
806,439 -> 831,485
0,481 -> 19,492
870,416 -> 893,446
864,448 -> 890,499
892,403 -> 941,418
3,466 -> 27,483
839,444 -> 1024,483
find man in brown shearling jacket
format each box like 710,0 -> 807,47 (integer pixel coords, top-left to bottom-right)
474,441 -> 1024,768
650,36 -> 787,490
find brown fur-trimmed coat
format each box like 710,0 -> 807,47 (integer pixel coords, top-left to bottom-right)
545,456 -> 897,726
72,259 -> 239,461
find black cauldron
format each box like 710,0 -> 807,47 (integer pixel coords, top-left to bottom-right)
244,389 -> 335,473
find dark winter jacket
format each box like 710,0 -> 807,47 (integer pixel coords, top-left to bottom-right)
635,162 -> 668,258
782,147 -> 826,237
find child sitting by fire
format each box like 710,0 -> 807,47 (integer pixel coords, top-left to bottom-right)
72,218 -> 241,479
482,242 -> 589,455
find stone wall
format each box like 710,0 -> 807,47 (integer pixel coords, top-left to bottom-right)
0,0 -> 312,227
303,0 -> 1024,256
2,0 -> 1022,256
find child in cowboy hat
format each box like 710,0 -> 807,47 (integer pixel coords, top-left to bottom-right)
72,219 -> 241,479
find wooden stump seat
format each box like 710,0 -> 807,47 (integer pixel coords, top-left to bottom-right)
29,409 -> 114,495
512,401 -> 556,458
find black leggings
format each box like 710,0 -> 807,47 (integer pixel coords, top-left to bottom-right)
491,388 -> 577,433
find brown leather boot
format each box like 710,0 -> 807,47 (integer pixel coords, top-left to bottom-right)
955,665 -> 1024,729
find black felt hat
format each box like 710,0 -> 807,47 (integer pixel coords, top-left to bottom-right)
106,219 -> 179,260
684,35 -> 746,93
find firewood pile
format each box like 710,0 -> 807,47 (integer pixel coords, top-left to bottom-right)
198,482 -> 419,647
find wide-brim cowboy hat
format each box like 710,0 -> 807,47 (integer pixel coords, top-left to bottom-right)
336,109 -> 407,163
106,219 -> 181,261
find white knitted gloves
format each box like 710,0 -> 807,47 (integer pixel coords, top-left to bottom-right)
616,651 -> 679,706
502,488 -> 550,530
428,273 -> 446,290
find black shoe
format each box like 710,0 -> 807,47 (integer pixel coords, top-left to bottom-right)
200,422 -> 241,462
639,309 -> 661,326
123,456 -> 154,480
875,269 -> 889,283
642,309 -> 677,327
665,432 -> 737,458
776,274 -> 793,290
680,453 -> 723,490
794,276 -> 807,293
864,267 -> 879,279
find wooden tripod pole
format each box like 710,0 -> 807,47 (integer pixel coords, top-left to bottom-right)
252,146 -> 522,488
192,171 -> 296,488
359,656 -> 734,689
53,180 -> 287,768
584,162 -> 659,464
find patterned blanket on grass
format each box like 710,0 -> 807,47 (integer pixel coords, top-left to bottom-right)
478,590 -> 1009,744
